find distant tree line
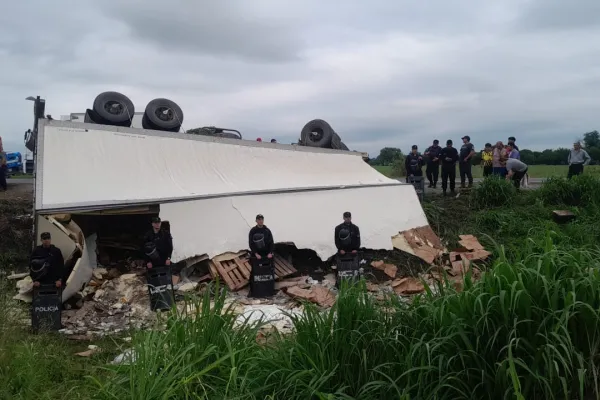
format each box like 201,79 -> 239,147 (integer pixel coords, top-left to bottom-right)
370,131 -> 600,168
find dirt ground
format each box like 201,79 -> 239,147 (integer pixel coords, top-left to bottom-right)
0,181 -> 33,201
0,181 -> 33,272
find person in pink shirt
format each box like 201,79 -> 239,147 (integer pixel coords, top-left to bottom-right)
492,141 -> 508,178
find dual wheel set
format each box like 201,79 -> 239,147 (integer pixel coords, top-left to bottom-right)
86,92 -> 350,152
87,91 -> 184,132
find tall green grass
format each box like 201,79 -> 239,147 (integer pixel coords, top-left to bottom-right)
470,176 -> 517,209
96,241 -> 600,399
4,174 -> 600,399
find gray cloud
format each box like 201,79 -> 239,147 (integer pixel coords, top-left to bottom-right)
1,0 -> 600,158
516,0 -> 600,31
95,0 -> 304,63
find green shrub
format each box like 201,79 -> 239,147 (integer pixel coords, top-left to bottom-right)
389,156 -> 406,178
537,175 -> 600,207
470,176 -> 517,209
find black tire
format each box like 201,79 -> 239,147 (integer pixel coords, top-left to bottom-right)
331,131 -> 350,151
144,98 -> 183,131
300,119 -> 334,148
141,112 -> 180,133
93,92 -> 135,125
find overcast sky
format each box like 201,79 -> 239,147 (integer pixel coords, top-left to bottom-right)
2,0 -> 600,157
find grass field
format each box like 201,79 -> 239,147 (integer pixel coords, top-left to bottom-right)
373,164 -> 600,178
3,176 -> 600,398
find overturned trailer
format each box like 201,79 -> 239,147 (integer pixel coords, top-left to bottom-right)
32,119 -> 432,301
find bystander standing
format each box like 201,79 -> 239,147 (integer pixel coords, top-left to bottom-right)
567,142 -> 591,179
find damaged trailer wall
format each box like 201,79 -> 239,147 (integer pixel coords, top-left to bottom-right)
36,121 -> 395,210
162,184 -> 428,261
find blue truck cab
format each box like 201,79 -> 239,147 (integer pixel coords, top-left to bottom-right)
5,151 -> 23,176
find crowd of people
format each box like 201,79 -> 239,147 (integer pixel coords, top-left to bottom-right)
405,136 -> 592,195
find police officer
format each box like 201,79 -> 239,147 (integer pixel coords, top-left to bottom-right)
334,212 -> 361,255
404,145 -> 424,181
439,139 -> 459,196
424,139 -> 442,188
459,135 -> 476,188
30,232 -> 65,288
142,217 -> 173,269
249,214 -> 274,260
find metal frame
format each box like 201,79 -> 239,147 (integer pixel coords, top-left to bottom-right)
31,96 -> 45,249
37,119 -> 365,156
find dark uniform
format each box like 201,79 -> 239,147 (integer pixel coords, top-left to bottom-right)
439,143 -> 459,194
249,225 -> 274,258
404,152 -> 424,179
459,138 -> 475,187
424,144 -> 442,187
334,222 -> 361,253
30,244 -> 65,286
142,228 -> 173,267
0,149 -> 7,192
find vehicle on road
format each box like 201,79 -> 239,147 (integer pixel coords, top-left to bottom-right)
5,151 -> 23,177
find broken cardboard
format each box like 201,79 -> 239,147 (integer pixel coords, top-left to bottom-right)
392,277 -> 425,295
285,285 -> 335,308
392,226 -> 445,264
370,260 -> 398,279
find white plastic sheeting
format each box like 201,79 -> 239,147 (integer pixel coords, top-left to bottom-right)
161,185 -> 428,261
37,122 -> 394,210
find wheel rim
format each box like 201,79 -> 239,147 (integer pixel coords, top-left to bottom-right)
309,128 -> 324,142
155,106 -> 174,122
104,101 -> 124,115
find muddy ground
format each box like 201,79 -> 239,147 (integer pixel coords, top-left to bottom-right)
0,181 -> 34,272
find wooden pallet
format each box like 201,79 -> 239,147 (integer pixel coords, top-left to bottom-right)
272,254 -> 296,280
209,253 -> 297,291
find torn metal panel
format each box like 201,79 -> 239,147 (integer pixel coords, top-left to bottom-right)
392,226 -> 445,264
163,185 -> 428,261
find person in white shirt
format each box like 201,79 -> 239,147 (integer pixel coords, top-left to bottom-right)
506,158 -> 528,189
567,142 -> 591,179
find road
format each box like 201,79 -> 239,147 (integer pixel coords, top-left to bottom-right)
0,178 -> 33,200
7,179 -> 33,185
399,176 -> 544,194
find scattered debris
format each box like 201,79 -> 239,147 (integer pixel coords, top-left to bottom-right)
209,252 -> 297,291
236,304 -> 303,335
9,228 -> 490,338
458,235 -> 485,251
7,272 -> 29,280
392,277 -> 425,295
112,349 -> 137,365
76,345 -> 101,357
370,261 -> 398,279
393,226 -> 445,264
176,282 -> 198,293
285,285 -> 336,308
13,276 -> 33,303
553,210 -> 576,224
